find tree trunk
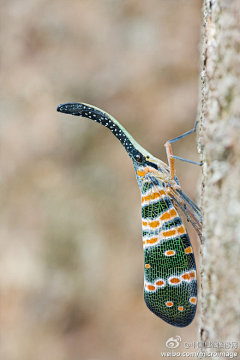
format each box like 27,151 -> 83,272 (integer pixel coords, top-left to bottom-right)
199,0 -> 240,356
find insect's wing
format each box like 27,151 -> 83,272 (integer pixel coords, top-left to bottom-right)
141,181 -> 197,327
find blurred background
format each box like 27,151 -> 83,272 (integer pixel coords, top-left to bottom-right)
1,1 -> 202,359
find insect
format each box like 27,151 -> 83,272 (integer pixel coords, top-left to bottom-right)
57,102 -> 202,327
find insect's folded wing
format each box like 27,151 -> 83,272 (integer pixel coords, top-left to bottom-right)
141,183 -> 197,327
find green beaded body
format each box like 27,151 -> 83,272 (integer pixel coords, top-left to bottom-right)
57,102 -> 198,327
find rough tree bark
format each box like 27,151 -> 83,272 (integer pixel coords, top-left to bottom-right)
199,0 -> 240,356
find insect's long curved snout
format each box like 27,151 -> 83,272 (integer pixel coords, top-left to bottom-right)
57,102 -> 155,160
57,102 -> 135,152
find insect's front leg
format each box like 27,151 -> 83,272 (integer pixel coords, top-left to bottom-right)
164,142 -> 175,180
164,122 -> 202,178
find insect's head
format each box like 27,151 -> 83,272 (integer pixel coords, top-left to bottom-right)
129,148 -> 169,186
130,149 -> 155,168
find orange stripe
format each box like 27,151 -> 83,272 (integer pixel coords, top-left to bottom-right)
162,229 -> 176,237
165,250 -> 175,256
137,166 -> 159,177
177,225 -> 185,234
182,273 -> 191,281
142,191 -> 165,203
170,277 -> 181,284
147,285 -> 155,291
137,170 -> 146,177
189,270 -> 196,279
149,220 -> 160,228
142,220 -> 160,228
190,297 -> 197,304
169,208 -> 177,217
146,237 -> 158,244
156,280 -> 165,286
160,212 -> 171,221
185,246 -> 193,254
160,208 -> 178,222
137,167 -> 151,177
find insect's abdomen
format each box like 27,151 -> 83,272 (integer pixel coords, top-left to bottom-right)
141,183 -> 197,327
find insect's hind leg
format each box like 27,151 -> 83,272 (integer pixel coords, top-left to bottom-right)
164,121 -> 202,179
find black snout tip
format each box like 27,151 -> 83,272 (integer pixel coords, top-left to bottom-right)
57,102 -> 82,115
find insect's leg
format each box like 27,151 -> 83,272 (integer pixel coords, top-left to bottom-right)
164,142 -> 175,180
167,121 -> 198,144
164,121 -> 202,179
171,156 -> 202,166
